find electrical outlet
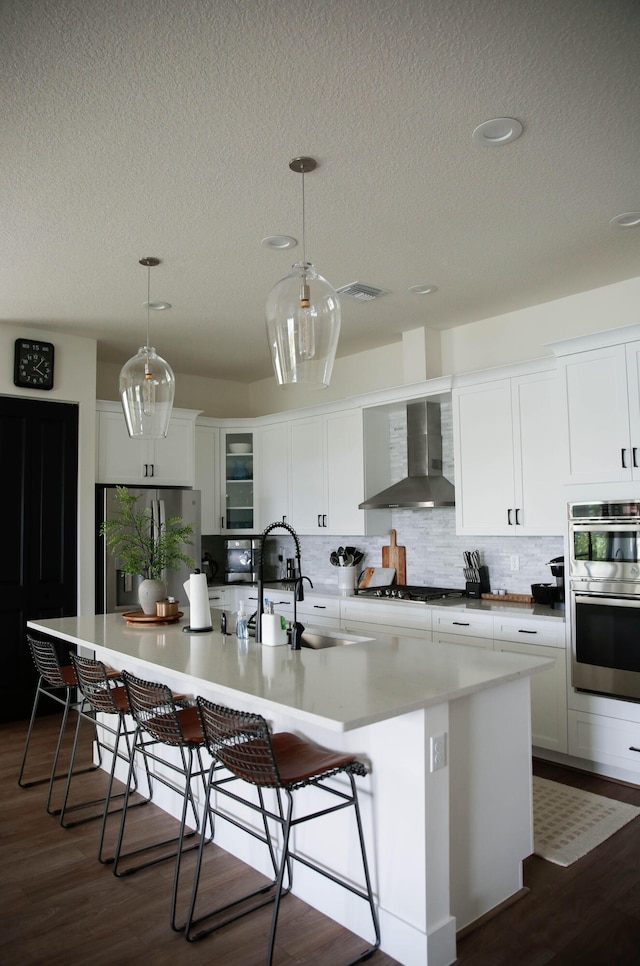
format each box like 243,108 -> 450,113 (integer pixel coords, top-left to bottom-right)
430,734 -> 447,772
510,554 -> 520,571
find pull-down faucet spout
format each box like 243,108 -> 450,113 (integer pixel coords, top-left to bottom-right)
255,521 -> 306,647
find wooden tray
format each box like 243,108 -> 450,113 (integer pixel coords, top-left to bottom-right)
481,593 -> 534,603
122,610 -> 184,625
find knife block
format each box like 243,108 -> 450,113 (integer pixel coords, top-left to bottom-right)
466,566 -> 490,599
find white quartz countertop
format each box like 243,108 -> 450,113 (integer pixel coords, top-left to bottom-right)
28,611 -> 553,733
211,583 -> 565,623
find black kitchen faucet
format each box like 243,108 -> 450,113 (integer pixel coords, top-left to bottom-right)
255,521 -> 308,648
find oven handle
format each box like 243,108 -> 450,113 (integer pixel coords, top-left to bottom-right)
574,594 -> 640,608
571,523 -> 640,532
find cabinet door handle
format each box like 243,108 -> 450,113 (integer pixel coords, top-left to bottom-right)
149,463 -> 154,477
323,514 -> 328,527
622,448 -> 628,468
452,621 -> 470,626
507,508 -> 513,525
221,516 -> 225,529
143,463 -> 148,477
317,514 -> 322,528
634,448 -> 638,468
515,508 -> 521,525
629,746 -> 640,753
517,629 -> 538,635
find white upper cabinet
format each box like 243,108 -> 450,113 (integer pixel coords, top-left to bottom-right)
453,368 -> 564,535
195,420 -> 220,535
558,340 -> 640,484
257,421 -> 290,529
289,408 -> 390,535
96,402 -> 198,486
220,429 -> 257,533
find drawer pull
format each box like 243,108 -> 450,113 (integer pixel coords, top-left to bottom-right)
629,746 -> 640,754
313,605 -> 327,610
452,621 -> 470,627
517,629 -> 538,635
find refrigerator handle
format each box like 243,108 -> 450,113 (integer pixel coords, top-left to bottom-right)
156,499 -> 167,581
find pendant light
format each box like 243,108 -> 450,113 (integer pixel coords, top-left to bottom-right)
119,257 -> 175,439
266,157 -> 341,389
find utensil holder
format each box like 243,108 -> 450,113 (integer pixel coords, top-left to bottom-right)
337,567 -> 357,596
466,566 -> 490,599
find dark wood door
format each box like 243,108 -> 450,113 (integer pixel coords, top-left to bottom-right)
0,396 -> 78,722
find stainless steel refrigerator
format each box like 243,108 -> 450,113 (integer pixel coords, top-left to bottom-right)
96,485 -> 201,613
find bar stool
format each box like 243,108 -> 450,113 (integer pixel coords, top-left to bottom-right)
18,633 -> 119,815
185,697 -> 380,965
114,670 -> 214,932
58,654 -> 153,862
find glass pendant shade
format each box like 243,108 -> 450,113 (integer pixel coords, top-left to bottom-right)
119,345 -> 175,438
266,261 -> 341,389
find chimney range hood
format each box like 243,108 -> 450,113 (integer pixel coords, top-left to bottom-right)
359,400 -> 455,509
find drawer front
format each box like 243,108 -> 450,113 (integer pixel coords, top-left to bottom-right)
342,618 -> 431,641
433,632 -> 491,649
298,596 -> 341,620
493,617 -> 565,649
431,609 -> 493,639
568,710 -> 640,774
340,599 -> 431,632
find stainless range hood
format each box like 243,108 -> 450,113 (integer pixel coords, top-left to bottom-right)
359,400 -> 455,509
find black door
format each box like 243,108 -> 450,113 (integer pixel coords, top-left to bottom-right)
0,396 -> 78,722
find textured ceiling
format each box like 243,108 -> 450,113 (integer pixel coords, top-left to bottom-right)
3,0 -> 640,383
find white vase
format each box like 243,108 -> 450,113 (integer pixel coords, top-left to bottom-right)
138,578 -> 167,615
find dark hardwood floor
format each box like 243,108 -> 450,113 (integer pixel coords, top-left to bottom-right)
3,714 -> 640,965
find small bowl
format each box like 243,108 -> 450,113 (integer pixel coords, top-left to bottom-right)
229,442 -> 251,454
156,598 -> 179,618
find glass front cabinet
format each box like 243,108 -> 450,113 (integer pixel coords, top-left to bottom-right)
221,430 -> 256,532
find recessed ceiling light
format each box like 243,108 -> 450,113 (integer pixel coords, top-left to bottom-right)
473,117 -> 523,146
609,212 -> 640,228
143,301 -> 172,310
261,235 -> 298,249
408,284 -> 438,295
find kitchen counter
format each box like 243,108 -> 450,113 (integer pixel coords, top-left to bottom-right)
28,610 -> 552,966
211,581 -> 565,623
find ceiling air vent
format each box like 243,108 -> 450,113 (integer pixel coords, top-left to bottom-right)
336,281 -> 390,301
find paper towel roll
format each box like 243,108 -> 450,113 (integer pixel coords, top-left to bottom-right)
261,613 -> 288,646
183,572 -> 212,631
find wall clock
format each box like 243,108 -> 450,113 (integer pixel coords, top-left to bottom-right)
14,339 -> 55,390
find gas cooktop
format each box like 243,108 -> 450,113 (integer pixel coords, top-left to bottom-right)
356,584 -> 466,602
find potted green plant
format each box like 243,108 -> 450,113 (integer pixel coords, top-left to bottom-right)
100,486 -> 195,614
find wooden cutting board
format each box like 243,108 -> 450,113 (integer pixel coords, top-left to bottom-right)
358,567 -> 396,588
381,530 -> 406,585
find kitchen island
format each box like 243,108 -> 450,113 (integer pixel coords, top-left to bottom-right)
28,611 -> 553,966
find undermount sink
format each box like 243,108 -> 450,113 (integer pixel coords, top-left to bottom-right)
300,630 -> 373,650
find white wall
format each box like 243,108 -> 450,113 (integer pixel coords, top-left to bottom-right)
1,324 -> 97,615
99,274 -> 640,418
96,360 -> 254,418
440,276 -> 640,377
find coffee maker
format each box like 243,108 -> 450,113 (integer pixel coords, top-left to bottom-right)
531,556 -> 565,608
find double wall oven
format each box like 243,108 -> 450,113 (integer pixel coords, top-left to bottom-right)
569,500 -> 640,701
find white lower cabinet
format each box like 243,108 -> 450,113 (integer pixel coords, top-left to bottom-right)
493,617 -> 567,751
431,609 -> 494,648
207,586 -> 228,608
297,595 -> 341,629
340,599 -> 431,639
568,710 -> 640,777
496,640 -> 567,753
